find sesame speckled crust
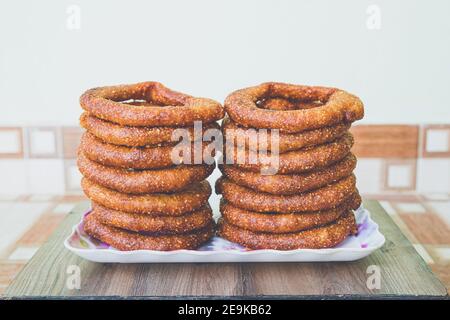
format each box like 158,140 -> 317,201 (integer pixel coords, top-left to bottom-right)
217,210 -> 357,250
82,178 -> 212,216
224,82 -> 364,133
216,175 -> 357,213
80,82 -> 224,127
220,154 -> 356,195
83,213 -> 215,251
80,132 -> 215,169
222,116 -> 350,153
78,152 -> 215,194
80,113 -> 220,147
220,193 -> 360,234
91,203 -> 213,233
225,133 -> 354,174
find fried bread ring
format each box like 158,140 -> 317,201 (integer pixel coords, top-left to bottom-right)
78,152 -> 214,194
224,82 -> 363,133
91,203 -> 213,233
80,82 -> 224,127
216,175 -> 357,213
80,132 -> 215,169
82,178 -> 211,216
217,210 -> 357,250
222,116 -> 350,153
80,112 -> 220,147
84,213 -> 214,251
220,192 -> 361,233
220,154 -> 356,195
224,133 -> 353,174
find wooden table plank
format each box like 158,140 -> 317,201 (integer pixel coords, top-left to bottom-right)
3,200 -> 448,299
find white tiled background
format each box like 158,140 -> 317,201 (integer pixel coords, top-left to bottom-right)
0,127 -> 82,196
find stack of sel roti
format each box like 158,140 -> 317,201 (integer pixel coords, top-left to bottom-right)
77,82 -> 224,251
217,82 -> 365,250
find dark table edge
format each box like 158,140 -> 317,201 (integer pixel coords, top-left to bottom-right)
1,294 -> 449,301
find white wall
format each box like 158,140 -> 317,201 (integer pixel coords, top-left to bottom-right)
1,0 -> 449,126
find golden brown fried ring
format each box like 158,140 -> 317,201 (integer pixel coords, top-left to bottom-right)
222,116 -> 350,153
80,112 -> 220,147
220,154 -> 356,195
224,133 -> 353,174
224,82 -> 363,133
218,210 -> 357,250
78,152 -> 215,194
82,178 -> 212,216
220,193 -> 361,233
84,213 -> 214,251
80,132 -> 215,169
216,175 -> 357,213
91,203 -> 213,233
80,82 -> 224,127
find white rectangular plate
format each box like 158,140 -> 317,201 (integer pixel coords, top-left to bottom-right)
64,206 -> 385,263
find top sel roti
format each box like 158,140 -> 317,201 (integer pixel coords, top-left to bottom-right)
224,82 -> 364,133
80,82 -> 224,127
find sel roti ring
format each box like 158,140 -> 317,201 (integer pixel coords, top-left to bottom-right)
220,192 -> 361,234
80,81 -> 224,127
82,178 -> 212,216
220,154 -> 357,195
225,133 -> 354,174
80,112 -> 220,147
218,210 -> 358,250
80,132 -> 216,169
78,152 -> 215,194
222,116 -> 350,153
216,175 -> 357,213
92,203 -> 214,234
224,82 -> 364,133
84,213 -> 214,251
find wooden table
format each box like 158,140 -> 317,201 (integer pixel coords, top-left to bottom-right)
3,200 -> 448,299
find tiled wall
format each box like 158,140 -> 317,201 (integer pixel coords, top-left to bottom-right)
0,124 -> 449,196
351,125 -> 450,197
0,126 -> 83,195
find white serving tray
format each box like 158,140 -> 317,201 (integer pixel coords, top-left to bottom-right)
64,205 -> 385,263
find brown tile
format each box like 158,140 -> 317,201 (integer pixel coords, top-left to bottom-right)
16,214 -> 65,246
350,125 -> 419,158
62,127 -> 83,159
0,261 -> 26,288
0,127 -> 24,158
421,124 -> 450,158
399,212 -> 450,245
